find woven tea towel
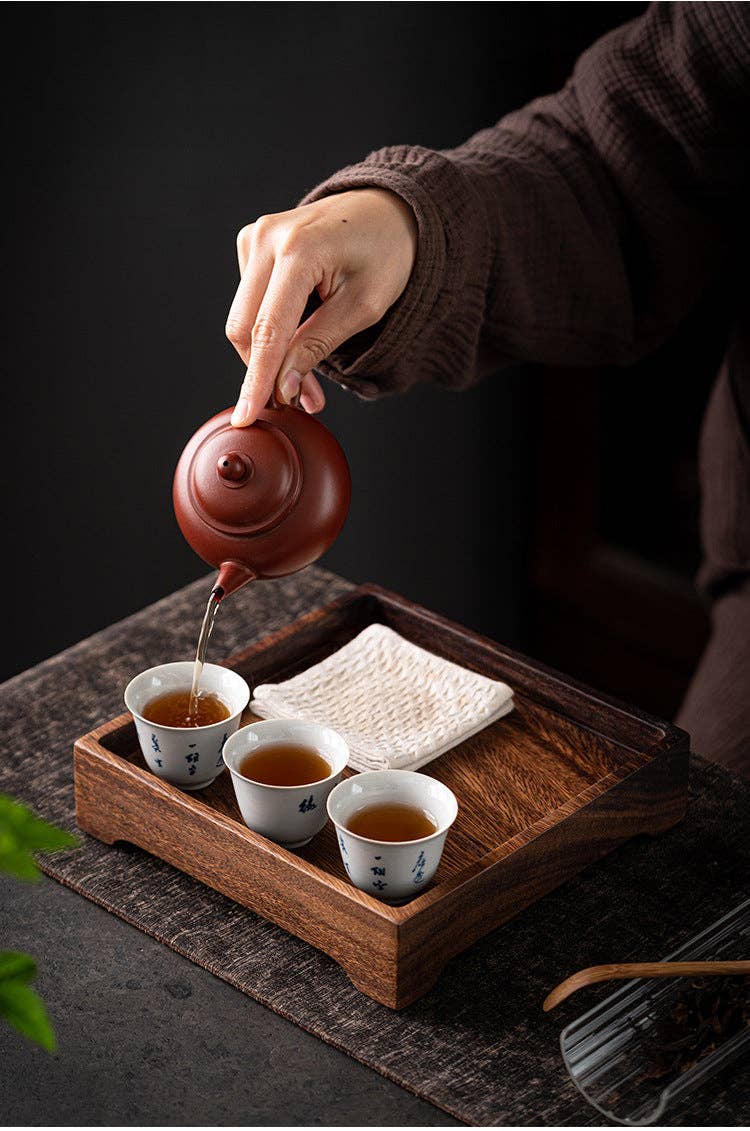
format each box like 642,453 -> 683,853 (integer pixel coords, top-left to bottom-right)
250,623 -> 514,772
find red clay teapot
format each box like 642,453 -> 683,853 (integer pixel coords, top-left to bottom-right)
173,399 -> 351,600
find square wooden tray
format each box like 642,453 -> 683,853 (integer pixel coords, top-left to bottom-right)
74,584 -> 689,1009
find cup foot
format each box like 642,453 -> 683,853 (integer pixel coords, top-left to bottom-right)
280,836 -> 314,848
180,776 -> 220,791
359,889 -> 430,905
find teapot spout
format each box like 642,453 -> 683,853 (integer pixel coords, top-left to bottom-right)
213,560 -> 257,601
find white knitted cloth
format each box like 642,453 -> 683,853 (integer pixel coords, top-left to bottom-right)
250,624 -> 514,772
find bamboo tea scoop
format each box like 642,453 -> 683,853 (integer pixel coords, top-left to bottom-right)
543,960 -> 750,1011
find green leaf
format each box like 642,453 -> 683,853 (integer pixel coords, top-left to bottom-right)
0,794 -> 79,882
0,843 -> 42,882
0,980 -> 56,1052
0,952 -> 37,984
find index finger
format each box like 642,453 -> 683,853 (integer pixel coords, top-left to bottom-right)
230,259 -> 316,427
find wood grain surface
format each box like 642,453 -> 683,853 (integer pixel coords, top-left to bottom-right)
74,585 -> 689,1009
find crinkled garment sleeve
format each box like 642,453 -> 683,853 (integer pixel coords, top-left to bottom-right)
300,2 -> 750,398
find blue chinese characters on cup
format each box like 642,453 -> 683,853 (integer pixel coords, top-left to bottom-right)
124,661 -> 250,790
327,770 -> 458,903
223,719 -> 349,848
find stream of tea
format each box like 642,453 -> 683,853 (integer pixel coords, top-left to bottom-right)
188,588 -> 223,719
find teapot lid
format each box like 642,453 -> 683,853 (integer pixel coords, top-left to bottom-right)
185,414 -> 302,537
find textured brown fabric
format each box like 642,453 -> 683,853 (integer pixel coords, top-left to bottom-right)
696,331 -> 750,599
675,339 -> 750,773
677,580 -> 750,777
302,3 -> 749,395
1,570 -> 749,1126
302,2 -> 750,772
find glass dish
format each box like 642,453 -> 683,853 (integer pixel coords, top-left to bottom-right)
560,898 -> 750,1125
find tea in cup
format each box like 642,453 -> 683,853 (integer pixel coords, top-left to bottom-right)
124,661 -> 250,790
223,719 -> 349,847
327,770 -> 458,902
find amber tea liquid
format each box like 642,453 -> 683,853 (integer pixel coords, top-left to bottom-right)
239,743 -> 332,786
142,689 -> 230,728
346,802 -> 437,842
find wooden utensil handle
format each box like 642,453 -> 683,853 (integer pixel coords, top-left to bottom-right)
544,960 -> 750,1011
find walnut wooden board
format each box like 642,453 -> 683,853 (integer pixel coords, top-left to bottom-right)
74,585 -> 689,1009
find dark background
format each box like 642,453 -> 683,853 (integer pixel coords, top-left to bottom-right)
2,2 -> 717,715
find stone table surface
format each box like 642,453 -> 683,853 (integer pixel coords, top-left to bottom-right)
1,567 -> 748,1126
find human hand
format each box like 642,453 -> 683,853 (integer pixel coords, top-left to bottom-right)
226,188 -> 417,426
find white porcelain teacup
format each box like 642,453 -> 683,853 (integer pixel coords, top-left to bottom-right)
223,719 -> 349,848
124,661 -> 250,790
327,770 -> 458,903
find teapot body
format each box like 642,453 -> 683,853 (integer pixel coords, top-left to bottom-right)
173,404 -> 350,594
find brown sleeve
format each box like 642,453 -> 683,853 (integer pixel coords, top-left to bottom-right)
301,2 -> 750,398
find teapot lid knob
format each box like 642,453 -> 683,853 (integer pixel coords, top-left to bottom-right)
216,451 -> 252,485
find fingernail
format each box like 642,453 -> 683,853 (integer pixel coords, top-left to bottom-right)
301,387 -> 324,414
231,396 -> 252,427
278,369 -> 302,404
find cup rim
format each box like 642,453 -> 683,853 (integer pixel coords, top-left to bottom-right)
124,661 -> 250,733
326,769 -> 459,847
223,719 -> 349,791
